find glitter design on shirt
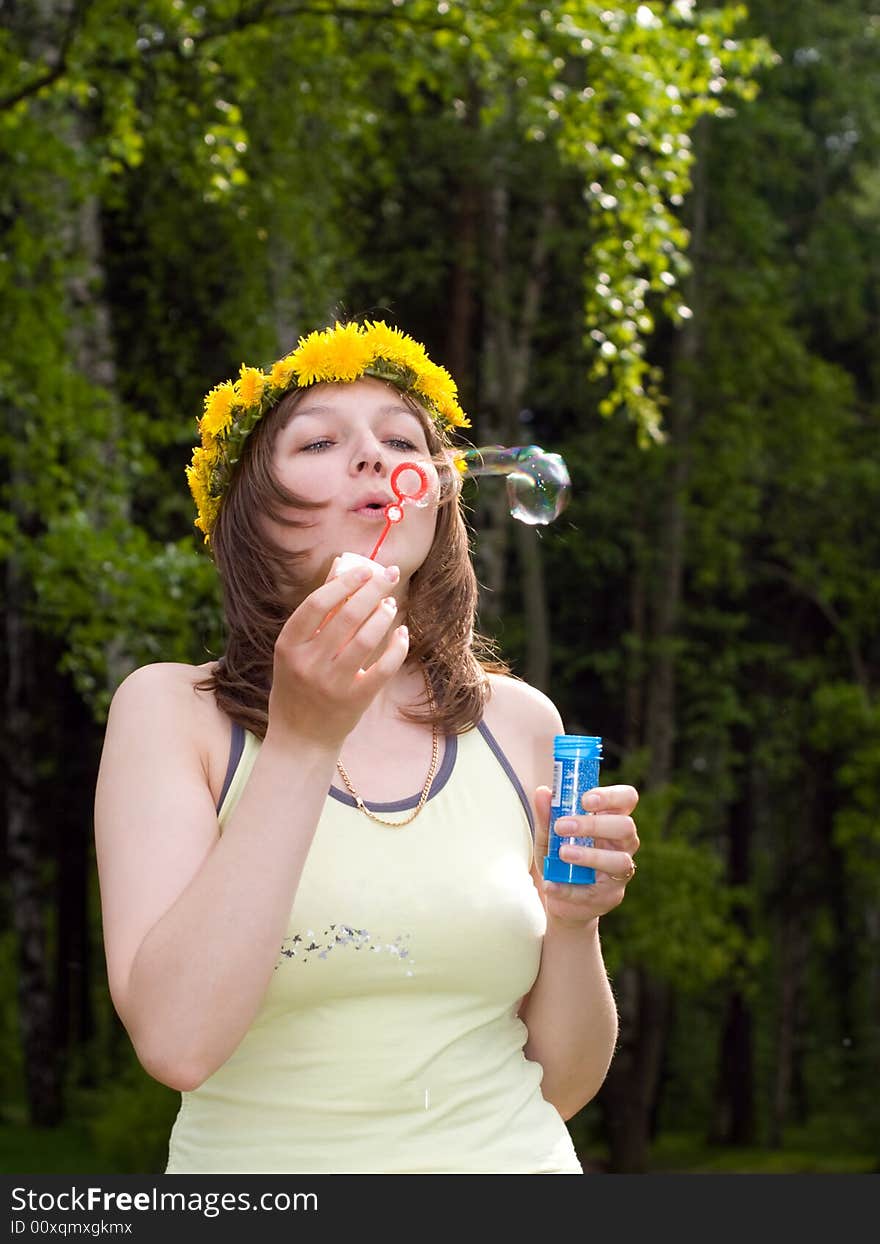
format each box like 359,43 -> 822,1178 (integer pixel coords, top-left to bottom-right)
275,925 -> 415,975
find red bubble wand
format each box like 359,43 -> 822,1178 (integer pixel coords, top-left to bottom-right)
368,461 -> 429,560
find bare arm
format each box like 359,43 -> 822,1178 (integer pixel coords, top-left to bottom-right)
94,562 -> 406,1091
496,681 -> 639,1119
519,880 -> 619,1119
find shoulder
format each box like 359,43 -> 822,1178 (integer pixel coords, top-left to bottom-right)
110,661 -> 217,716
112,659 -> 210,693
484,671 -> 563,740
107,661 -> 217,726
106,662 -> 231,802
481,671 -> 563,798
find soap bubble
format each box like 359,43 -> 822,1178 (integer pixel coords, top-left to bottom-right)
457,445 -> 570,525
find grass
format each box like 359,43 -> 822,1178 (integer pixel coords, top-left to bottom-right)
3,1116 -> 876,1177
0,1118 -> 117,1175
578,1131 -> 878,1174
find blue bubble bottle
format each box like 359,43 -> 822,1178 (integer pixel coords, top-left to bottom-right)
543,735 -> 602,886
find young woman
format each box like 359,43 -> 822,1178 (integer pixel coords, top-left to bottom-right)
93,320 -> 640,1174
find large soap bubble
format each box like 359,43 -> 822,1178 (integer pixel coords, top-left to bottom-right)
455,445 -> 570,525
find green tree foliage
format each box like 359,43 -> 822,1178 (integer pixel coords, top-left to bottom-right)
3,0 -> 876,1171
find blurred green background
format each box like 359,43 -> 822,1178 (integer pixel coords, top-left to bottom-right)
1,1 -> 878,1174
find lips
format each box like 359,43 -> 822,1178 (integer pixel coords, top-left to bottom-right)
349,492 -> 393,512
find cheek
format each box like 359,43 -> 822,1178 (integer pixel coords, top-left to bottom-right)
414,497 -> 440,550
275,456 -> 334,502
421,460 -> 445,509
411,470 -> 441,527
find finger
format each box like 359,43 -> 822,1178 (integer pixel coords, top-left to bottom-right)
292,562 -> 395,641
316,582 -> 402,662
552,813 -> 637,847
353,624 -> 410,694
558,842 -> 635,878
579,784 -> 639,814
282,564 -> 385,643
328,594 -> 402,677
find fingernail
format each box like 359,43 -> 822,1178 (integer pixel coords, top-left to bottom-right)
554,819 -> 577,835
584,792 -> 601,810
398,624 -> 409,639
385,565 -> 400,583
382,596 -> 397,610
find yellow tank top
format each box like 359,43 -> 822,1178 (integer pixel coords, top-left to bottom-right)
165,720 -> 582,1174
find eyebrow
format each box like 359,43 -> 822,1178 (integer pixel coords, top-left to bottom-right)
291,402 -> 423,425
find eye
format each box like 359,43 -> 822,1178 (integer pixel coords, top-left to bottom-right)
300,433 -> 419,453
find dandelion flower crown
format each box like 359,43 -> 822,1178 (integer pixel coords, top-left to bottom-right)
186,319 -> 471,543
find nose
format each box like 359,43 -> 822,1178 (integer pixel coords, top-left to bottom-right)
350,432 -> 388,476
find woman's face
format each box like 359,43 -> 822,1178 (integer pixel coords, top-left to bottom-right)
267,377 -> 441,590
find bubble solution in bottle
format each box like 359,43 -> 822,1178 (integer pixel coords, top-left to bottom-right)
543,735 -> 602,886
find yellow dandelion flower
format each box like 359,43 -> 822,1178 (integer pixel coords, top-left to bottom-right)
186,447 -> 208,503
416,361 -> 457,410
320,321 -> 373,381
453,452 -> 469,475
362,320 -> 413,366
394,334 -> 430,374
201,382 -> 236,439
186,447 -> 221,539
193,493 -> 220,541
449,403 -> 471,429
291,328 -> 332,385
235,364 -> 265,409
270,356 -> 296,389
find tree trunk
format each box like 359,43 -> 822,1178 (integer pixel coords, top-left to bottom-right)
61,122 -> 132,1099
599,966 -> 672,1171
768,748 -> 823,1147
443,80 -> 481,413
515,523 -> 551,691
53,667 -> 99,1079
476,177 -> 556,676
710,726 -> 757,1145
713,994 -> 755,1145
6,550 -> 64,1126
624,507 -> 648,754
599,116 -> 709,1172
770,914 -> 810,1147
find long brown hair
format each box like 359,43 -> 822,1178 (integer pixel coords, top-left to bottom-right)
195,382 -> 509,737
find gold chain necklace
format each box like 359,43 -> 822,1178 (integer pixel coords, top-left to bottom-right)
335,673 -> 440,828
